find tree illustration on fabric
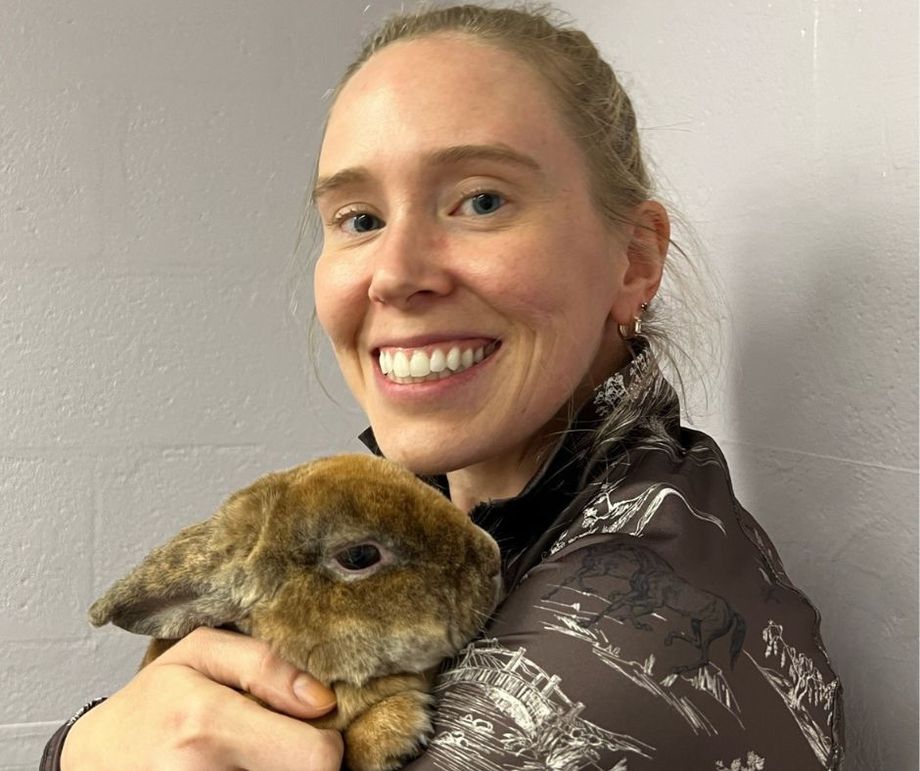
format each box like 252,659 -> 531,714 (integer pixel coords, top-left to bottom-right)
762,621 -> 838,713
715,750 -> 766,771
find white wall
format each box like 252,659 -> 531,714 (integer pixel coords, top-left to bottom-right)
1,2 -> 916,769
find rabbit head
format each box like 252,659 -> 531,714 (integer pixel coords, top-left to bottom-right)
89,454 -> 502,686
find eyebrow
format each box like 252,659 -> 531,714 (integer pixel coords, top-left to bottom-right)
311,143 -> 543,203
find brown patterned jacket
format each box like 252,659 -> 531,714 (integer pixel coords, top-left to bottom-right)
43,343 -> 845,770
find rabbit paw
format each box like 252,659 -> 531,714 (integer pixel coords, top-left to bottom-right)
344,689 -> 434,771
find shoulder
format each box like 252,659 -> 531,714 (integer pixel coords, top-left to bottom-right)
544,428 -> 840,685
548,427 -> 789,588
435,430 -> 845,769
426,523 -> 844,767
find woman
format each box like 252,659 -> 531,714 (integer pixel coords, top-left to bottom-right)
46,5 -> 844,769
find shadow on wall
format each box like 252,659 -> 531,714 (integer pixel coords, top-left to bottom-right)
728,176 -> 916,770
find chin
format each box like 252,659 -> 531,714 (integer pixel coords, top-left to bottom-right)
382,446 -> 458,478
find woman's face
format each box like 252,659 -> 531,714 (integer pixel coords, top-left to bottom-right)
314,35 -> 635,476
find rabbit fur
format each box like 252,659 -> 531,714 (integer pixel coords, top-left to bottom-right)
89,453 -> 502,771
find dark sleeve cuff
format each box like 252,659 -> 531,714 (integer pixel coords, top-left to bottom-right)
39,698 -> 107,771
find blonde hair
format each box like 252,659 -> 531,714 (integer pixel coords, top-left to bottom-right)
338,4 -> 650,223
296,2 -> 721,417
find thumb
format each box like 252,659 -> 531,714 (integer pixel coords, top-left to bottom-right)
289,671 -> 338,715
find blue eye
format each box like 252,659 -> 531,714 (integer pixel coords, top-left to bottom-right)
338,211 -> 383,235
462,192 -> 504,216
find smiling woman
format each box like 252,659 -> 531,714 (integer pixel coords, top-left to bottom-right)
46,4 -> 846,771
313,33 -> 665,508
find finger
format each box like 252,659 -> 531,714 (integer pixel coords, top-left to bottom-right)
153,627 -> 336,720
218,695 -> 344,771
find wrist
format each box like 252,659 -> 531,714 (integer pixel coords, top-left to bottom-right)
57,698 -> 107,771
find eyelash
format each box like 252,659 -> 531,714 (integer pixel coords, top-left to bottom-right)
328,188 -> 507,234
329,207 -> 372,229
455,188 -> 505,216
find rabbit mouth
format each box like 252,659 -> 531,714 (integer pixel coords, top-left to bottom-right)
377,340 -> 500,384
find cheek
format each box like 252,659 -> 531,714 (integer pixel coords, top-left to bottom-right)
495,210 -> 619,309
313,254 -> 363,347
493,246 -> 618,335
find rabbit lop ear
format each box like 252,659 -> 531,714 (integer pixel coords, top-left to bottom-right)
89,519 -> 250,639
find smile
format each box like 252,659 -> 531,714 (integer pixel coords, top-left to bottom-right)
377,341 -> 500,384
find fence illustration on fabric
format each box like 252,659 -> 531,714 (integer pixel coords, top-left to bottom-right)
427,639 -> 653,771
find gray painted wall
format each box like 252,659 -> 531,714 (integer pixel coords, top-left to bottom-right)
1,2 -> 916,769
554,2 -> 919,768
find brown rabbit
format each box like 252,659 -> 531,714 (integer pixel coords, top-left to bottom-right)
89,453 -> 502,771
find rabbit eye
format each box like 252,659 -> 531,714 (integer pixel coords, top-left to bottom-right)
334,543 -> 382,571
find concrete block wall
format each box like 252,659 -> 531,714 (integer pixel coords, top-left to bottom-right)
2,1 -> 917,769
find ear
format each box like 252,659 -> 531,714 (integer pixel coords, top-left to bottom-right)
89,518 -> 255,639
610,200 -> 670,325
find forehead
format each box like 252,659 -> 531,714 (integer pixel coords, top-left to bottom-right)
319,34 -> 580,178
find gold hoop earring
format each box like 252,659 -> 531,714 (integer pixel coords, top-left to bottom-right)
618,302 -> 648,340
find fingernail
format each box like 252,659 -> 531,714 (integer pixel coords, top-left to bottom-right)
293,673 -> 336,709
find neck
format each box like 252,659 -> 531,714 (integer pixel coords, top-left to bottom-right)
445,331 -> 632,512
445,424 -> 562,512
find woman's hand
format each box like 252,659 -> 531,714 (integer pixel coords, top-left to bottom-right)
60,627 -> 344,771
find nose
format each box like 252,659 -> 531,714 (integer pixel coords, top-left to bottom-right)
367,213 -> 453,308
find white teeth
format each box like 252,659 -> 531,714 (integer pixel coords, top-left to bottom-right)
409,350 -> 429,377
429,348 -> 446,372
378,341 -> 498,384
392,350 -> 410,378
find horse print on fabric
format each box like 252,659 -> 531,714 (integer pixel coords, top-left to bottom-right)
543,542 -> 746,677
